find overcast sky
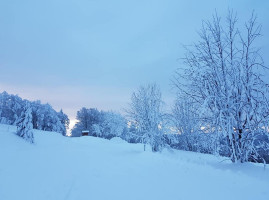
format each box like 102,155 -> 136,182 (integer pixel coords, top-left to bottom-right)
1,0 -> 269,128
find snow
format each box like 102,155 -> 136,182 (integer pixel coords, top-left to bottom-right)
0,124 -> 268,200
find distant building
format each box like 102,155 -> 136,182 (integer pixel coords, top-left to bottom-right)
82,130 -> 90,136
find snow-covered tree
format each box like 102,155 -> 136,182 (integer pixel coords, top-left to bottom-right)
31,100 -> 42,129
172,98 -> 199,136
0,91 -> 24,125
71,108 -> 102,136
0,91 -> 13,124
102,112 -> 127,138
174,10 -> 269,162
57,109 -> 70,136
127,84 -> 165,152
36,103 -> 61,133
16,102 -> 34,143
92,111 -> 127,139
121,122 -> 138,143
171,98 -> 210,152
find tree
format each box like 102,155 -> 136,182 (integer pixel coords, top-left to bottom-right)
31,100 -> 42,129
172,98 -> 199,136
16,102 -> 34,143
0,91 -> 24,125
71,107 -> 102,136
127,84 -> 165,152
92,111 -> 127,139
174,10 -> 269,163
121,122 -> 138,143
170,98 -> 216,154
57,109 -> 70,136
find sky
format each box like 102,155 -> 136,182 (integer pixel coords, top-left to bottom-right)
0,0 -> 269,129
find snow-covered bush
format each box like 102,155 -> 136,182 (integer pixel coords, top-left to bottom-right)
120,122 -> 141,143
170,132 -> 214,154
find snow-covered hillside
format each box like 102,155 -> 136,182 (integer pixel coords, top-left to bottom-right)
0,124 -> 269,200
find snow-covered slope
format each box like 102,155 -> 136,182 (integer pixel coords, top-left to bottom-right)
0,124 -> 269,200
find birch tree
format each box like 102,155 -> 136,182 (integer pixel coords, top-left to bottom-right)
127,84 -> 165,152
174,10 -> 269,163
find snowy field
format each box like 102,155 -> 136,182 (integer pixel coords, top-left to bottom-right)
0,124 -> 269,200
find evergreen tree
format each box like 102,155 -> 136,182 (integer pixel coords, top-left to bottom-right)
16,102 -> 34,143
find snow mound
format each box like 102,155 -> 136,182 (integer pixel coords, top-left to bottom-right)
0,124 -> 269,200
109,136 -> 127,144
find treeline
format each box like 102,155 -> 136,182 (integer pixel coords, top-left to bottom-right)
0,91 -> 69,136
72,82 -> 269,163
71,104 -> 167,151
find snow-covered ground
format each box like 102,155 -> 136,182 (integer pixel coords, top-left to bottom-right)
0,124 -> 269,200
